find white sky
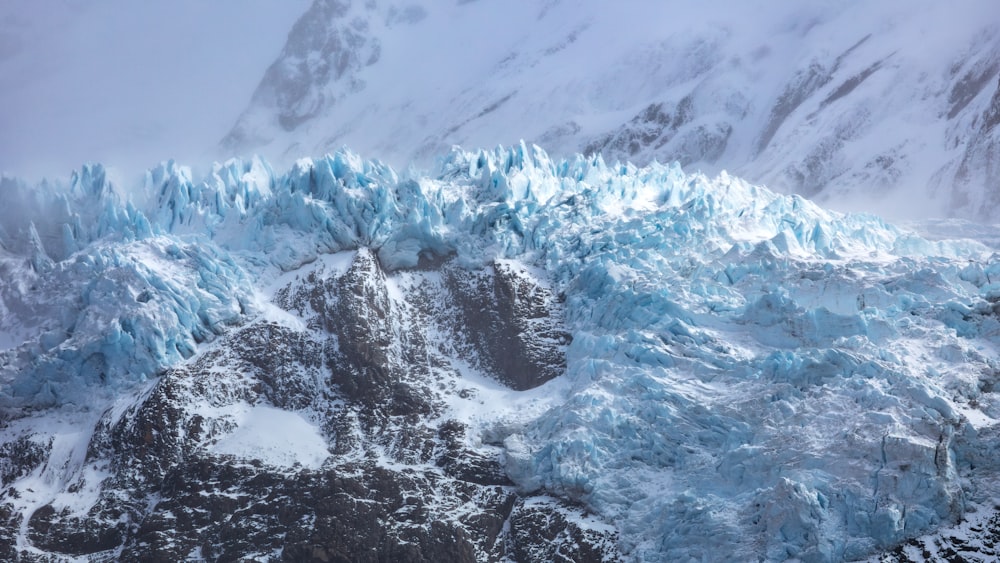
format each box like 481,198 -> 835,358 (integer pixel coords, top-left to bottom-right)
0,0 -> 310,182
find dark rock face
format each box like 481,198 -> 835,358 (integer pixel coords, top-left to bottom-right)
0,437 -> 48,486
583,97 -> 733,169
281,248 -> 404,405
952,76 -> 1000,217
876,510 -> 1000,562
27,503 -> 124,556
585,101 -> 687,160
0,504 -> 17,562
509,499 -> 620,563
120,459 -> 507,562
0,249 -> 613,561
446,260 -> 570,391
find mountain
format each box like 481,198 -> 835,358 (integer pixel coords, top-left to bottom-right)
222,0 -> 1000,221
3,144 -> 1000,561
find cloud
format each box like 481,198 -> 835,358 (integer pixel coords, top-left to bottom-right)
0,0 -> 310,182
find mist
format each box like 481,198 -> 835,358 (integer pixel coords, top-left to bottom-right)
0,0 -> 309,183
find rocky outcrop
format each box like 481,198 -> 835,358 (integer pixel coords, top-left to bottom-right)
445,260 -> 570,391
951,75 -> 1000,218
221,0 -> 381,150
0,249 -> 609,561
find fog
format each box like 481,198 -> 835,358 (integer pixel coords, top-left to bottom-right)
0,0 -> 309,182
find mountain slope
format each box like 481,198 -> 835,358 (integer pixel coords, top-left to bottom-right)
3,144 -> 1000,560
223,0 -> 1000,220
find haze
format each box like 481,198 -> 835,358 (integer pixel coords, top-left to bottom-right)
0,0 -> 309,182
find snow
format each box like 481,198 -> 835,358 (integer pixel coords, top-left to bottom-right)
3,144 -> 1000,560
215,0 -> 1000,220
209,404 -> 329,470
859,501 -> 1000,563
438,347 -> 575,445
253,250 -> 358,330
0,406 -> 107,560
3,2 -> 997,218
0,230 -> 255,409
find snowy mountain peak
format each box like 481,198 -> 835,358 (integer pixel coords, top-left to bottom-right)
221,0 -> 1000,220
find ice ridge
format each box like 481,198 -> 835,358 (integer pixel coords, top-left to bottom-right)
2,143 -> 1000,560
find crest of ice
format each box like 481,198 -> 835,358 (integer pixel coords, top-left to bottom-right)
2,143 -> 1000,560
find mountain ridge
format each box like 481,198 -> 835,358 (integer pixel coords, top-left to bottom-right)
223,0 -> 1000,220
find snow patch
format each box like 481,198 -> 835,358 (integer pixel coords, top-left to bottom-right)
209,404 -> 329,470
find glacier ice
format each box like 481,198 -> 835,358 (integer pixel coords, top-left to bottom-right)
2,142 -> 1000,560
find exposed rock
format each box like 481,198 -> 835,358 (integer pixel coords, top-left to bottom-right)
0,248 -> 606,561
445,260 -> 570,391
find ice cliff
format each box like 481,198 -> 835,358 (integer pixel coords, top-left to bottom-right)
2,144 -> 1000,560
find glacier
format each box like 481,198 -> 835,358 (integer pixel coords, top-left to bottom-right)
2,143 -> 1000,560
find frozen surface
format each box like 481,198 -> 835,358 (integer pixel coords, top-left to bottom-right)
4,2 -> 999,219
3,144 -> 1000,560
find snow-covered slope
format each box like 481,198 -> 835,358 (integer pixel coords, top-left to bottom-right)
3,144 -> 1000,560
5,1 -> 997,219
224,0 -> 1000,220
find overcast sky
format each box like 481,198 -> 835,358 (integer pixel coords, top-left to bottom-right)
0,0 -> 309,182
